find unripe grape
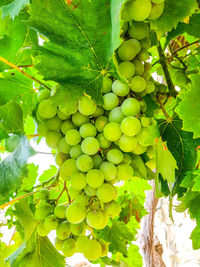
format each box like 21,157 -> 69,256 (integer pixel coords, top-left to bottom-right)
118,62 -> 135,80
123,153 -> 132,165
45,131 -> 62,149
97,183 -> 116,203
148,2 -> 165,20
129,0 -> 152,21
35,203 -> 52,220
93,154 -> 103,168
138,50 -> 149,62
46,116 -> 62,131
58,137 -> 71,154
105,201 -> 121,218
103,122 -> 122,142
86,210 -> 104,228
65,129 -> 81,146
95,116 -> 108,132
92,106 -> 104,117
56,221 -> 71,240
117,164 -> 134,181
128,21 -> 148,40
44,214 -> 59,230
146,80 -> 156,94
55,152 -> 69,167
63,238 -> 76,257
37,221 -> 49,236
38,99 -> 57,119
102,77 -> 112,93
137,125 -> 159,146
61,120 -> 76,135
81,137 -> 100,155
83,239 -> 102,261
118,39 -> 141,61
132,59 -> 144,76
54,205 -> 67,219
86,169 -> 104,188
69,145 -> 82,159
76,236 -> 89,253
121,117 -> 141,136
121,98 -> 140,116
70,171 -> 87,190
79,123 -> 97,138
142,69 -> 151,81
112,80 -> 130,97
38,122 -> 49,137
107,149 -> 124,165
95,212 -> 109,229
99,239 -> 109,257
38,188 -> 50,201
72,112 -> 89,127
130,76 -> 146,93
76,154 -> 94,172
60,159 -> 78,180
59,103 -> 77,115
109,107 -> 126,123
84,185 -> 97,196
144,62 -> 152,71
57,109 -> 70,120
78,96 -> 97,115
55,238 -> 64,251
66,202 -> 86,224
132,143 -> 147,155
68,186 -> 81,199
97,133 -> 111,149
141,37 -> 151,49
103,93 -> 119,111
70,222 -> 86,235
119,135 -> 137,152
37,89 -> 50,102
74,193 -> 88,205
100,162 -> 117,181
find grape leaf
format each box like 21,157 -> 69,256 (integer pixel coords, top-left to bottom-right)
19,163 -> 38,192
175,75 -> 200,138
0,126 -> 9,141
5,134 -> 21,152
2,0 -> 30,19
119,244 -> 143,267
151,0 -> 197,38
0,135 -> 35,197
190,226 -> 200,250
38,165 -> 57,183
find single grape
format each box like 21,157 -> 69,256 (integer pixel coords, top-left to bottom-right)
100,162 -> 117,181
107,149 -> 124,165
65,129 -> 81,146
54,205 -> 67,219
103,93 -> 119,111
130,76 -> 146,93
57,109 -> 70,120
144,62 -> 152,71
72,112 -> 89,127
95,212 -> 109,229
151,0 -> 164,3
74,193 -> 88,206
46,116 -> 62,131
37,221 -> 49,236
45,131 -> 62,149
138,50 -> 149,61
36,111 -> 47,122
83,239 -> 102,261
105,200 -> 121,218
121,116 -> 141,136
97,133 -> 111,149
103,122 -> 122,142
93,154 -> 103,169
102,77 -> 112,93
121,98 -> 140,116
69,145 -> 82,159
58,137 -> 71,154
44,214 -> 59,230
92,106 -> 104,117
112,81 -> 130,100
70,222 -> 86,235
137,125 -> 159,146
56,221 -> 71,240
38,122 -> 49,137
99,239 -> 109,257
118,39 -> 141,61
86,169 -> 104,188
117,164 -> 134,181
148,2 -> 164,20
66,202 -> 86,224
141,37 -> 151,49
55,237 -> 64,251
142,69 -> 151,81
132,143 -> 147,155
95,116 -> 109,132
119,135 -> 137,152
128,0 -> 152,21
118,62 -> 135,80
55,152 -> 69,167
68,186 -> 82,199
59,103 -> 78,115
84,185 -> 97,196
97,183 -> 116,203
61,120 -> 76,135
79,123 -> 97,138
81,137 -> 100,155
63,238 -> 76,257
38,99 -> 57,119
37,89 -> 50,102
70,171 -> 87,190
132,59 -> 144,76
35,203 -> 52,220
78,96 -> 97,115
128,21 -> 148,40
76,236 -> 89,253
146,80 -> 155,94
60,159 -> 78,180
109,107 -> 126,123
38,188 -> 50,201
76,154 -> 94,172
86,210 -> 104,228
123,153 -> 132,164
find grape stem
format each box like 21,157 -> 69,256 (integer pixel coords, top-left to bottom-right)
157,94 -> 172,123
56,181 -> 67,204
157,43 -> 177,98
169,39 -> 200,58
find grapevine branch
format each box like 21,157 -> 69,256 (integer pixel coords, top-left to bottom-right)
157,94 -> 172,122
157,43 -> 177,98
170,39 -> 200,58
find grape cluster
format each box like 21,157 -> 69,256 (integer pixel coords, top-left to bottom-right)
35,0 -> 163,261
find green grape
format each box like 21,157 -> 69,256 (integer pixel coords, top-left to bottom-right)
37,221 -> 49,236
119,135 -> 137,152
151,0 -> 164,3
61,120 -> 76,135
56,221 -> 71,240
83,239 -> 102,261
102,77 -> 112,93
121,116 -> 141,136
76,154 -> 94,172
55,152 -> 69,167
142,69 -> 151,81
57,109 -> 70,120
97,133 -> 111,149
59,103 -> 78,116
65,129 -> 81,146
86,169 -> 104,188
68,186 -> 81,199
58,137 -> 71,154
106,149 -> 124,165
38,188 -> 50,201
128,21 -> 148,40
86,210 -> 104,228
46,131 -> 62,149
139,99 -> 147,112
97,183 -> 116,203
70,171 -> 87,190
92,106 -> 104,117
74,193 -> 88,205
137,125 -> 159,146
112,80 -> 130,97
70,222 -> 86,235
44,214 -> 59,230
144,62 -> 152,71
132,59 -> 144,76
84,185 -> 97,196
93,154 -> 103,169
140,37 -> 151,50
117,164 -> 134,181
130,76 -> 146,93
78,96 -> 97,115
128,0 -> 152,21
109,107 -> 126,123
105,201 -> 121,218
132,143 -> 147,155
99,239 -> 109,257
121,98 -> 140,116
72,112 -> 89,127
37,89 -> 50,102
81,137 -> 99,155
46,116 -> 62,131
35,203 -> 52,220
36,111 -> 47,122
66,202 -> 86,224
79,123 -> 97,138
118,39 -> 141,61
103,122 -> 122,142
63,238 -> 76,257
146,80 -> 155,94
38,122 -> 49,137
55,238 -> 64,251
54,205 -> 67,219
141,117 -> 151,127
69,145 -> 82,159
148,2 -> 164,20
103,93 -> 119,111
138,50 -> 149,61
146,145 -> 155,159
60,159 -> 78,180
95,116 -> 109,132
95,212 -> 109,229
118,62 -> 135,80
38,99 -> 57,119
76,236 -> 89,252
123,153 -> 132,164
100,162 -> 117,181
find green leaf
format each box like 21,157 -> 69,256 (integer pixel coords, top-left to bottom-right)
2,0 -> 30,20
20,163 -> 38,192
0,126 -> 9,141
119,244 -> 143,267
155,137 -> 178,190
5,134 -> 21,152
190,226 -> 200,250
175,75 -> 200,138
0,135 -> 35,198
143,95 -> 159,117
151,0 -> 197,38
38,165 -> 57,183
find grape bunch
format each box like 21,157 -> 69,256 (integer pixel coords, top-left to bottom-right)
35,0 -> 162,261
